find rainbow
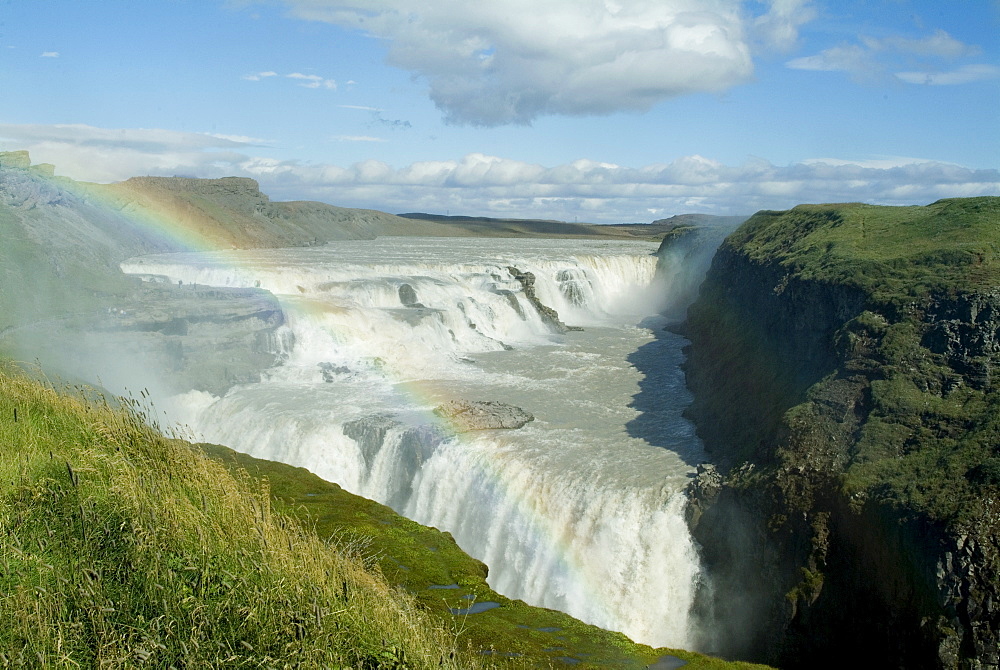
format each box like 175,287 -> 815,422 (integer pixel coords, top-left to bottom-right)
9,158 -> 690,648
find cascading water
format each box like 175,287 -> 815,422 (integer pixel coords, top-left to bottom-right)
122,237 -> 708,649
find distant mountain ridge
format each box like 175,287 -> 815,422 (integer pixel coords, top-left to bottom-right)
400,211 -> 747,239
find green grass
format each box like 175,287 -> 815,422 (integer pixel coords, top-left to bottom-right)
728,197 -> 1000,308
0,363 -> 770,669
0,363 -> 486,669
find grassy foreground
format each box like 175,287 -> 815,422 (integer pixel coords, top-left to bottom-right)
0,363 -> 767,669
0,364 -> 481,669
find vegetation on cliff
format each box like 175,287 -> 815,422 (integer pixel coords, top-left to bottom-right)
718,197 -> 1000,522
684,196 -> 1000,667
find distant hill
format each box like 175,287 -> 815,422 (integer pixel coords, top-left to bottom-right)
398,211 -> 731,240
100,176 -> 458,248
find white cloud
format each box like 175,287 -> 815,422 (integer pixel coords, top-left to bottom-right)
786,29 -> 991,85
2,123 -> 996,221
786,44 -> 868,72
243,71 -> 278,81
207,132 -> 272,145
287,72 -> 336,88
752,0 -> 815,52
339,105 -> 382,112
878,30 -> 978,59
0,123 -> 257,183
40,51 -> 59,58
276,0 -> 813,125
332,135 -> 387,142
243,70 -> 336,88
895,64 -> 1000,86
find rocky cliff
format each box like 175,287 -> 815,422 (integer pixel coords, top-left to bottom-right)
682,197 -> 1000,668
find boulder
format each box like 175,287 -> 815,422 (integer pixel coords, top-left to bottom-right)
433,400 -> 534,431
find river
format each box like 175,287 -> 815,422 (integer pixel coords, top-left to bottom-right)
121,236 -> 708,649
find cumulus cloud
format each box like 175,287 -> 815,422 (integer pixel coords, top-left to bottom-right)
2,123 -> 996,221
276,0 -> 813,125
255,154 -> 1000,220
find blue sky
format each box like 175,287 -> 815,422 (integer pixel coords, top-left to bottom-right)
1,0 -> 998,222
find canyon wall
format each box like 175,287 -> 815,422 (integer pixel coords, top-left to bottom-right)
682,198 -> 1000,668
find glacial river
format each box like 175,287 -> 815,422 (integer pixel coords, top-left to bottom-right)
122,237 -> 708,649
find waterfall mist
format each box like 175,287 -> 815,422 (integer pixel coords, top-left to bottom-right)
123,237 -> 713,649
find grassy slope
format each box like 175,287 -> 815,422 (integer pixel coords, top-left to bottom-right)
724,197 -> 1000,523
729,197 -> 1000,307
0,364 -> 482,669
0,365 -> 767,669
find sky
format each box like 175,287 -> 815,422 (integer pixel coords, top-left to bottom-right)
1,0 -> 998,223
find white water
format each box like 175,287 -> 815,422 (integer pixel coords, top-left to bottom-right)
122,237 -> 708,648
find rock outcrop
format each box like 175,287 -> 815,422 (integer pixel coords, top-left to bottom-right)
506,266 -> 582,333
433,400 -> 534,432
682,198 -> 1000,668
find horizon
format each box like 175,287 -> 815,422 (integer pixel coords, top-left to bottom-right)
1,0 -> 998,224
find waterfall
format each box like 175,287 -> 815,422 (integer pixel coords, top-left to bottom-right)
123,237 -> 705,649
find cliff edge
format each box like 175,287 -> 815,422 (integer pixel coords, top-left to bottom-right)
683,197 -> 1000,668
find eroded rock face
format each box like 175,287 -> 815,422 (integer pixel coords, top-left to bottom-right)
681,207 -> 1000,669
922,290 -> 1000,390
433,400 -> 534,432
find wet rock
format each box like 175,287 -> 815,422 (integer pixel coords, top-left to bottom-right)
685,463 -> 723,528
434,400 -> 534,432
506,266 -> 582,333
398,283 -> 425,308
319,362 -> 352,382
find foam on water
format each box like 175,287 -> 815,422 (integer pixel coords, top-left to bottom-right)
126,237 -> 707,648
